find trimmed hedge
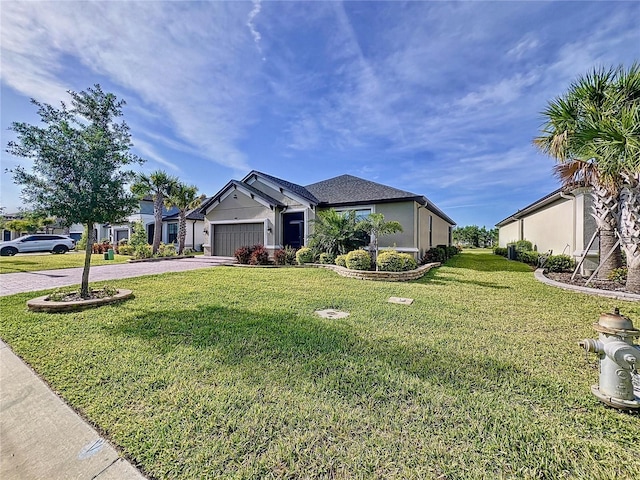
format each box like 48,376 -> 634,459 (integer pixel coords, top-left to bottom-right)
377,251 -> 417,272
335,254 -> 347,267
346,249 -> 372,270
544,254 -> 575,273
296,247 -> 314,265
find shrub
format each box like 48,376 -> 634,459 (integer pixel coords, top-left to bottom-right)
250,244 -> 270,265
494,247 -> 508,257
77,227 -> 89,250
183,247 -> 194,256
607,267 -> 628,283
436,244 -> 450,260
296,247 -> 315,265
134,244 -> 152,259
544,254 -> 575,273
335,254 -> 347,267
234,246 -> 252,264
346,249 -> 372,270
517,250 -> 540,266
157,243 -> 176,257
446,246 -> 458,258
273,249 -> 286,266
118,244 -> 134,256
284,246 -> 298,265
319,252 -> 335,265
422,247 -> 446,264
377,251 -> 417,272
514,240 -> 533,252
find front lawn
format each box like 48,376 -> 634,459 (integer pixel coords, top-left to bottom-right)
1,250 -> 638,479
0,252 -> 131,273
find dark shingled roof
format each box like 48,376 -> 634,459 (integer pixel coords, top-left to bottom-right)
244,170 -> 320,205
305,174 -> 423,206
163,199 -> 209,222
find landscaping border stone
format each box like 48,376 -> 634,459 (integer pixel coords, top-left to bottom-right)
26,289 -> 134,312
306,262 -> 440,281
534,268 -> 640,302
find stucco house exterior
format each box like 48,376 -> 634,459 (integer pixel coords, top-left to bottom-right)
496,187 -> 599,272
161,203 -> 208,252
199,171 -> 455,258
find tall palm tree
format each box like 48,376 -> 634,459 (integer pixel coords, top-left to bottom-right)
535,64 -> 640,288
165,182 -> 205,255
131,170 -> 178,255
357,213 -> 403,269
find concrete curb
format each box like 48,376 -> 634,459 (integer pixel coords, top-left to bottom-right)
534,268 -> 640,302
0,339 -> 147,479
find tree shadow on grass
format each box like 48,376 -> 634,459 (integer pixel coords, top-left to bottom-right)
102,305 -> 563,402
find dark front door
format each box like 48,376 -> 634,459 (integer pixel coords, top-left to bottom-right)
283,212 -> 304,249
147,224 -> 154,244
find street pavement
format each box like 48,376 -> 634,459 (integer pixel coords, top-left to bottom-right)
0,255 -> 235,479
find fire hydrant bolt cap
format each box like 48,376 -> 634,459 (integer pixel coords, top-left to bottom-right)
594,309 -> 640,336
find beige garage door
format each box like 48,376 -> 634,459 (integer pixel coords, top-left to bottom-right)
213,223 -> 264,257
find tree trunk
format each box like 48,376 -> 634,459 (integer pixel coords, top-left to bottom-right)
619,176 -> 640,293
153,195 -> 163,255
80,222 -> 94,298
178,210 -> 187,255
592,185 -> 622,279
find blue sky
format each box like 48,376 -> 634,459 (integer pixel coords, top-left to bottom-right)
1,1 -> 638,228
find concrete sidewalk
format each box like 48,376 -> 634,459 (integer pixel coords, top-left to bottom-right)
0,256 -> 235,296
0,340 -> 147,479
0,255 -> 235,478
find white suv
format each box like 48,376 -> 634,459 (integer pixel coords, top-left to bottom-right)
0,234 -> 76,256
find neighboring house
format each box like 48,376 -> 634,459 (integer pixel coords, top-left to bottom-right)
496,186 -> 599,272
161,200 -> 208,252
199,170 -> 455,258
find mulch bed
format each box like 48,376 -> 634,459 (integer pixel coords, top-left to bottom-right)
545,272 -> 630,293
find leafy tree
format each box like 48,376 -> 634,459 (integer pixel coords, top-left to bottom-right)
535,64 -> 640,291
6,85 -> 142,298
308,209 -> 367,257
131,170 -> 178,255
357,212 -> 403,269
165,182 -> 205,255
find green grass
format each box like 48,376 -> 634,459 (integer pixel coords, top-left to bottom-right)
1,250 -> 639,479
0,252 -> 131,273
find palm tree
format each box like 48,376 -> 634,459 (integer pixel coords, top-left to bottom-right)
308,209 -> 367,257
165,182 -> 205,255
357,213 -> 403,269
535,64 -> 640,289
131,170 -> 178,255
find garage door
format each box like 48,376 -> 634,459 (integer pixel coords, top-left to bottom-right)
213,223 -> 264,257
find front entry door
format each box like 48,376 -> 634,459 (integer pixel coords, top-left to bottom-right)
283,212 -> 304,249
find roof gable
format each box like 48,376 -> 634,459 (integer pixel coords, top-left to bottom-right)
199,180 -> 285,214
243,170 -> 319,205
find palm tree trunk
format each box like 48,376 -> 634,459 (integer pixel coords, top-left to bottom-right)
178,210 -> 187,255
592,185 -> 622,279
619,176 -> 640,293
153,195 -> 163,255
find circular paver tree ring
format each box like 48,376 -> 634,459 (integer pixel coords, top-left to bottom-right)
27,289 -> 134,313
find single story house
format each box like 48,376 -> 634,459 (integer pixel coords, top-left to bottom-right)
199,170 -> 455,258
161,202 -> 208,252
496,186 -> 599,272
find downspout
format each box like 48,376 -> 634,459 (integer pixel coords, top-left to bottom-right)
191,220 -> 195,250
560,191 -> 576,255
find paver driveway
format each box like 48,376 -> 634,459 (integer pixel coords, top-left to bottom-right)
0,256 -> 234,296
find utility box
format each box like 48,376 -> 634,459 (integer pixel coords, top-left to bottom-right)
507,245 -> 517,260
107,248 -> 114,260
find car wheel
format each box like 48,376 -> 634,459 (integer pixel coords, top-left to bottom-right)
52,245 -> 69,254
1,247 -> 18,256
